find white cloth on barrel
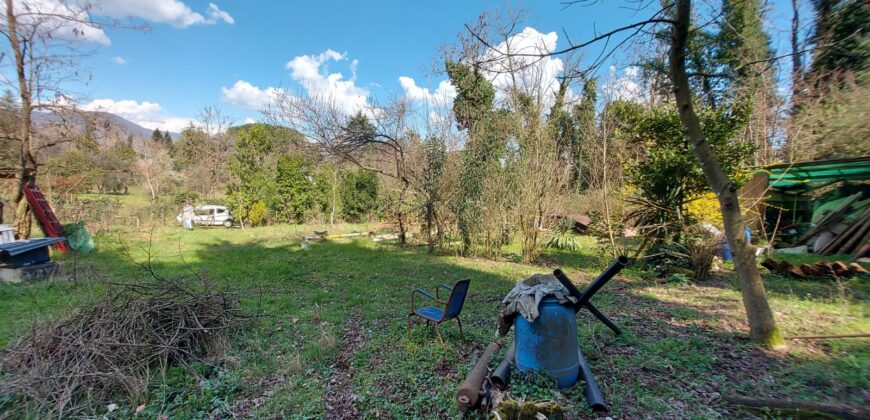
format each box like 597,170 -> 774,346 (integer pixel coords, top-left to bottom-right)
497,274 -> 577,336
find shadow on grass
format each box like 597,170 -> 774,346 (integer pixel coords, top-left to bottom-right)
1,230 -> 866,418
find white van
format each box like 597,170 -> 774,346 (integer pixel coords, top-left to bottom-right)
177,205 -> 234,228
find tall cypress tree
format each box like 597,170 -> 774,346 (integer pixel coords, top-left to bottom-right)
808,0 -> 869,87
717,0 -> 774,100
445,61 -> 499,254
717,0 -> 778,164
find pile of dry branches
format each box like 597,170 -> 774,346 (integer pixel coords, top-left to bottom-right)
0,275 -> 248,417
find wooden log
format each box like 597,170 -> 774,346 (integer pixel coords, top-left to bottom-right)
760,258 -> 779,272
837,211 -> 870,254
724,395 -> 870,420
786,266 -> 806,279
848,263 -> 868,275
820,210 -> 870,255
798,264 -> 823,278
832,261 -> 850,277
456,342 -> 499,412
798,192 -> 864,244
816,260 -> 835,275
849,239 -> 870,263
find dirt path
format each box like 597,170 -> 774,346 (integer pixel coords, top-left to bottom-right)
324,308 -> 367,419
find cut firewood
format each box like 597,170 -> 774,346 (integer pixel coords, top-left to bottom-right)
832,261 -> 850,277
760,258 -> 779,272
786,265 -> 806,279
848,263 -> 868,275
799,264 -> 823,277
816,260 -> 834,274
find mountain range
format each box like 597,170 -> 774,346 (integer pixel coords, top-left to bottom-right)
32,111 -> 180,141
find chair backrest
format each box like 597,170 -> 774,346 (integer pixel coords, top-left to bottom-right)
442,279 -> 471,320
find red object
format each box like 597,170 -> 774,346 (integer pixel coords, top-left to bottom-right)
23,184 -> 68,253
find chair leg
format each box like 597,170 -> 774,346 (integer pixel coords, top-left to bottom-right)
407,313 -> 414,341
434,324 -> 446,348
456,317 -> 464,339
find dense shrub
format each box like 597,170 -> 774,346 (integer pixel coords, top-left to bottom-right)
247,200 -> 268,226
339,170 -> 379,222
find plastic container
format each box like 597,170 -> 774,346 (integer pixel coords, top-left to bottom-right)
514,297 -> 579,388
720,227 -> 752,261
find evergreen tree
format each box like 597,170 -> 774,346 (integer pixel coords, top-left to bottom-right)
808,0 -> 869,87
445,61 -> 504,253
274,154 -> 316,223
151,128 -> 162,144
162,130 -> 173,148
572,77 -> 598,190
339,170 -> 379,222
717,0 -> 774,94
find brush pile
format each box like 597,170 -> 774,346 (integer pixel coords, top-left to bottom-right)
0,275 -> 248,417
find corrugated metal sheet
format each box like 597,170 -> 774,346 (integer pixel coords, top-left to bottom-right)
0,237 -> 66,256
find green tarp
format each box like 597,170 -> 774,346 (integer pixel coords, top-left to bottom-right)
762,156 -> 870,190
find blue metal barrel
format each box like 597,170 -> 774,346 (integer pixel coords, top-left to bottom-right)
514,297 -> 579,388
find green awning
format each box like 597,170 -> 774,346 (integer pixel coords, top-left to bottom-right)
758,156 -> 870,190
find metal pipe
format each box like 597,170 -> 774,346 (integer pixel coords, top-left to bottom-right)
574,256 -> 629,308
491,342 -> 516,390
577,346 -> 607,412
457,342 -> 500,412
554,257 -> 628,335
553,256 -> 629,311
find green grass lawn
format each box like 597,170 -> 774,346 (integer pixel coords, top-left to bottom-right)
1,224 -> 867,418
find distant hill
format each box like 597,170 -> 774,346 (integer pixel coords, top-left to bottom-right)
32,111 -> 180,141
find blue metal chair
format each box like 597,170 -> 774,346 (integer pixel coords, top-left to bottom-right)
408,279 -> 470,346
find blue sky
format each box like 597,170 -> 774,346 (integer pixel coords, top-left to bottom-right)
20,0 -> 808,132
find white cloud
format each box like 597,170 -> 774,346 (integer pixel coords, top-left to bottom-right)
602,65 -> 645,103
479,27 -> 566,106
97,0 -> 234,28
1,0 -> 111,45
206,3 -> 234,24
220,80 -> 284,110
285,49 -> 369,115
244,117 -> 256,124
79,98 -> 193,132
398,77 -> 456,107
112,56 -> 127,65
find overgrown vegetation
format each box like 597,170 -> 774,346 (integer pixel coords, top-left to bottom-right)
0,226 -> 865,418
0,271 -> 247,418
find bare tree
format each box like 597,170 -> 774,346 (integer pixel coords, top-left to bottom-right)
269,94 -> 416,245
138,139 -> 172,201
0,0 -> 132,237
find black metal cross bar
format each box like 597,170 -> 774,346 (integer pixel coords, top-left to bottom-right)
553,256 -> 629,335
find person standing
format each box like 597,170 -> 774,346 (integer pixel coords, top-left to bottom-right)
182,202 -> 195,230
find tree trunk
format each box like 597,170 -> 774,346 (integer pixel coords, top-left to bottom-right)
397,177 -> 409,246
425,203 -> 435,254
330,167 -> 337,227
790,0 -> 802,97
787,0 -> 803,150
6,0 -> 37,239
669,0 -> 784,348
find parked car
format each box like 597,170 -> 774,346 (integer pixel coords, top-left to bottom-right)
176,205 -> 234,228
